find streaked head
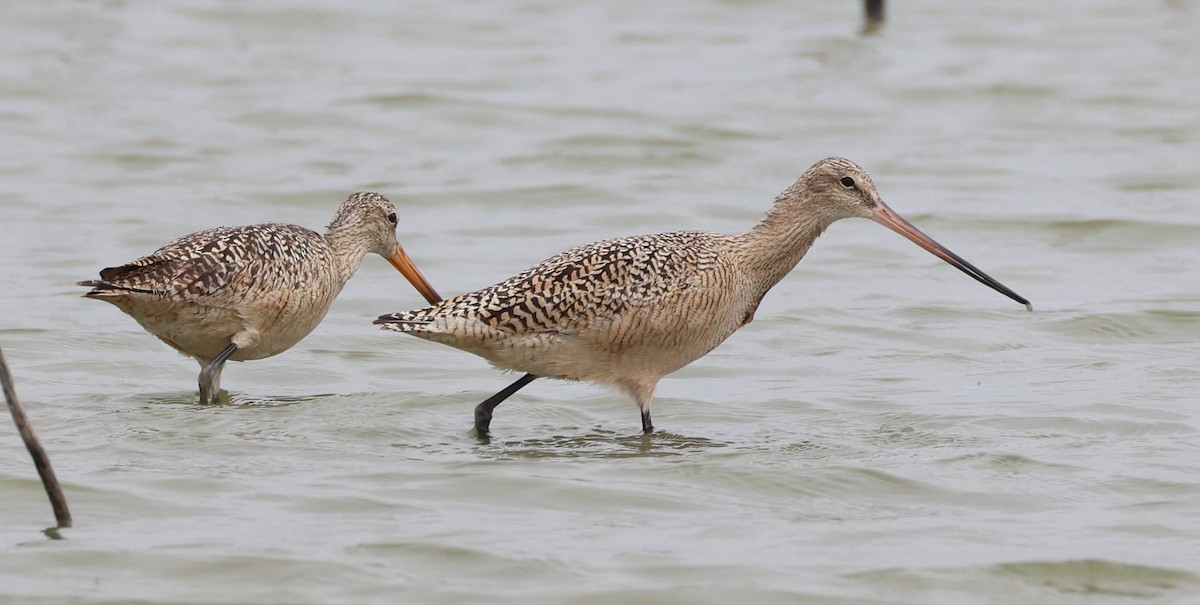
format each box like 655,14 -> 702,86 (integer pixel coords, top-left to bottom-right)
330,192 -> 442,305
785,157 -> 1031,310
778,157 -> 883,223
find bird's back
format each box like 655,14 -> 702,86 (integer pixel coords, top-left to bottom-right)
381,231 -> 755,384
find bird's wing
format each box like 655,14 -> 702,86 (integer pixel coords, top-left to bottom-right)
378,231 -> 723,334
81,224 -> 325,304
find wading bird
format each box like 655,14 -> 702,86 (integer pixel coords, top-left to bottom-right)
376,158 -> 1029,435
79,192 -> 442,403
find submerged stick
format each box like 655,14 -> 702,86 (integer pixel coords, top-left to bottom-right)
0,344 -> 72,527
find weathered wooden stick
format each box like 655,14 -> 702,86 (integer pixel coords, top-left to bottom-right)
0,344 -> 72,527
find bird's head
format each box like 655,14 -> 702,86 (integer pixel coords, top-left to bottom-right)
330,192 -> 442,305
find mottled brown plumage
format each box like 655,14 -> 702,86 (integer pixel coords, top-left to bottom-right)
377,158 -> 1030,435
79,192 -> 442,403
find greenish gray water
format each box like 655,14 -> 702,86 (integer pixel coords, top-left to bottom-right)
2,1 -> 1199,603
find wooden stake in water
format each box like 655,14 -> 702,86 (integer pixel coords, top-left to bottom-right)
0,345 -> 72,528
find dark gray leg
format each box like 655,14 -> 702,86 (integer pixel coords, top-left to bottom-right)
641,408 -> 654,435
198,343 -> 238,405
475,373 -> 538,436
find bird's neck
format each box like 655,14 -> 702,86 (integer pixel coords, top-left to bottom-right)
323,225 -> 374,285
736,201 -> 834,299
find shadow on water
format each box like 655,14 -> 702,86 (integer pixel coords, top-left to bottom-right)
475,428 -> 729,460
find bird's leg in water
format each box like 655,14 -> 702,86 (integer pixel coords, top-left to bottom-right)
199,343 -> 238,405
641,408 -> 654,434
631,382 -> 657,435
474,373 -> 538,436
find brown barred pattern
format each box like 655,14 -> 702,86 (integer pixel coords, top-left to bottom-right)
378,156 -> 1027,433
376,159 -> 888,419
78,192 -> 431,399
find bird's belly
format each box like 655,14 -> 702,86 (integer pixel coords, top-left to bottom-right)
109,293 -> 331,362
113,298 -> 244,360
228,319 -> 320,360
417,305 -> 745,385
230,297 -> 334,360
580,321 -> 738,381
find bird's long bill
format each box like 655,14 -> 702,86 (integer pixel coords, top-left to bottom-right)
386,244 -> 443,305
871,202 -> 1032,311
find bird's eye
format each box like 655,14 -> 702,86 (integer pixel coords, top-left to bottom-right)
840,176 -> 856,189
387,212 -> 398,224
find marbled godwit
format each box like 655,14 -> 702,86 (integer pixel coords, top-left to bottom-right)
376,158 -> 1030,435
78,192 -> 442,404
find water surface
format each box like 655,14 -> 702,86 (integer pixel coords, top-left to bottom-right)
2,1 -> 1198,603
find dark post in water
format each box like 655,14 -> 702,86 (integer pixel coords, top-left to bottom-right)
1,344 -> 72,528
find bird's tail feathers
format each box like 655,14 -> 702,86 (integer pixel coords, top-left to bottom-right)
374,313 -> 435,331
75,280 -> 166,296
